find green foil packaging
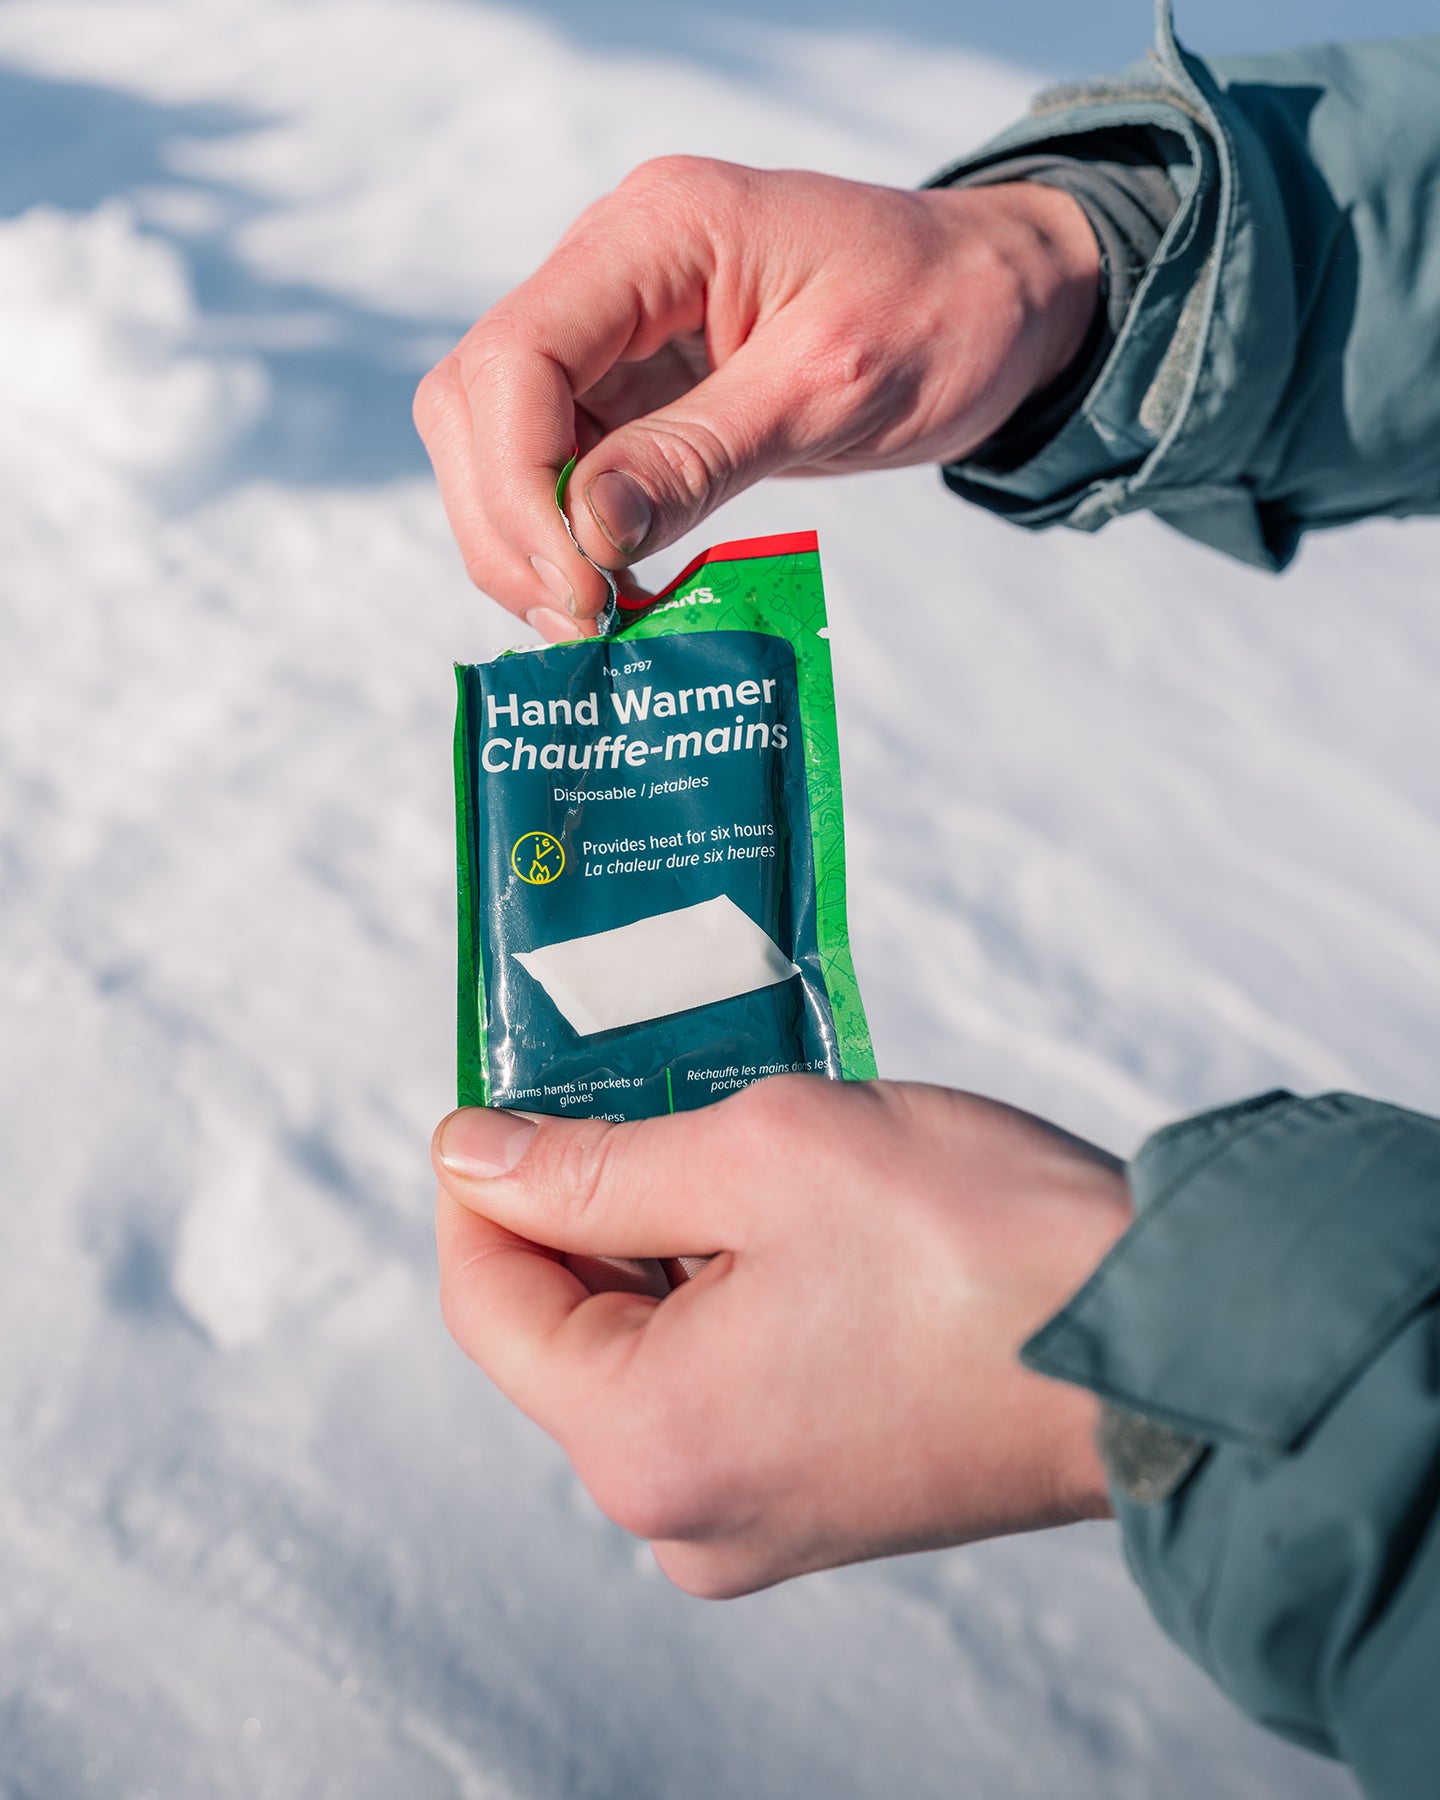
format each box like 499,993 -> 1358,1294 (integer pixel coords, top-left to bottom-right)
454,529 -> 873,1119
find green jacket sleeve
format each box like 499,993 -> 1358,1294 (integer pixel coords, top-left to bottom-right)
931,2 -> 1440,569
1023,1092 -> 1440,1800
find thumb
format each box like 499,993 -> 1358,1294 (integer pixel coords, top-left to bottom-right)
432,1104 -> 747,1259
567,326 -> 828,567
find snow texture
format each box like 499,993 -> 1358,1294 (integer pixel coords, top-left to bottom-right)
1,0 -> 1423,1793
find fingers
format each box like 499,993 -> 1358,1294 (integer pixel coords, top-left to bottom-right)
417,156 -> 864,616
418,159 -> 1090,629
413,349 -> 609,636
415,162 -> 718,625
563,264 -> 906,564
564,341 -> 791,569
436,1187 -> 656,1429
575,332 -> 712,439
432,1097 -> 756,1259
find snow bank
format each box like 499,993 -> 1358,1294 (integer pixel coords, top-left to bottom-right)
0,202 -> 262,480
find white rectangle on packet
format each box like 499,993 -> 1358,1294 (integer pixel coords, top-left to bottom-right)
512,894 -> 799,1036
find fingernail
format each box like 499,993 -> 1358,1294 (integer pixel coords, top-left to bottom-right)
438,1109 -> 537,1178
525,606 -> 579,643
529,554 -> 576,614
585,470 -> 653,555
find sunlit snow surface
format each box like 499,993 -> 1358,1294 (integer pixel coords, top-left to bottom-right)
2,0 -> 1426,1792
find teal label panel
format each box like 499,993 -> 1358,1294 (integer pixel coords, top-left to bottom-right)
459,629 -> 840,1120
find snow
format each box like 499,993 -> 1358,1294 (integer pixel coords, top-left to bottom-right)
0,0 -> 1422,1792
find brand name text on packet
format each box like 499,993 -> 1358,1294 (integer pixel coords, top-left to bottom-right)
480,677 -> 791,773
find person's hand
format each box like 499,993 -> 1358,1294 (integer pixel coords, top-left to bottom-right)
413,159 -> 1100,639
433,1076 -> 1132,1598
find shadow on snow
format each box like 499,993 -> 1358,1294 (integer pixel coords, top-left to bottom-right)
0,64 -> 467,493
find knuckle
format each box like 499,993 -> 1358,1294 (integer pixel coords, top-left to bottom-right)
576,1377 -> 722,1542
540,1119 -> 622,1237
619,153 -> 723,197
446,528 -> 507,602
589,1445 -> 712,1544
634,414 -> 732,506
717,1074 -> 847,1209
652,1546 -> 736,1601
437,1288 -> 466,1355
453,317 -> 519,405
725,1070 -> 824,1140
652,1539 -> 771,1600
588,1467 -> 678,1544
435,1267 -> 475,1360
411,358 -> 457,437
461,552 -> 500,598
617,154 -> 680,194
613,156 -> 748,239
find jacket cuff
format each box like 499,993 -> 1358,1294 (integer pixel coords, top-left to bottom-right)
1024,1091 -> 1440,1447
1023,1090 -> 1440,1770
932,0 -> 1301,569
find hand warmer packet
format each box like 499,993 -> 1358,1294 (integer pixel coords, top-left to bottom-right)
453,528 -> 873,1119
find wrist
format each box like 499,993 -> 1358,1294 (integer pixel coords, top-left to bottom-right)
998,179 -> 1105,396
920,180 -> 1103,455
1019,1163 -> 1133,1526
